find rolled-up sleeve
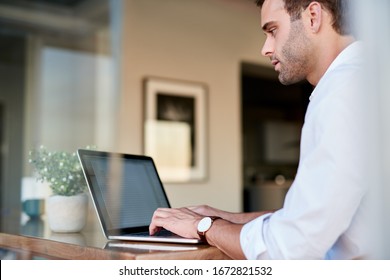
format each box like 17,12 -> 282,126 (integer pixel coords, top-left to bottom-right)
240,213 -> 272,259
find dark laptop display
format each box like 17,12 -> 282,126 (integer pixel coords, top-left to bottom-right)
77,149 -> 201,244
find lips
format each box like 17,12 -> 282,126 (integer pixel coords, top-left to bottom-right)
271,59 -> 280,71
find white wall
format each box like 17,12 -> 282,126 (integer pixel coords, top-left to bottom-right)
117,0 -> 268,211
354,0 -> 390,259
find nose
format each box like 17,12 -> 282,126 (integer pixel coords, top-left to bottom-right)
261,37 -> 274,58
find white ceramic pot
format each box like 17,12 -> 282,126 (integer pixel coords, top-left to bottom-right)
46,193 -> 88,233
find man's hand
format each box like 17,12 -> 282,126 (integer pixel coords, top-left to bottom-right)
149,207 -> 204,239
187,205 -> 223,217
150,206 -> 248,259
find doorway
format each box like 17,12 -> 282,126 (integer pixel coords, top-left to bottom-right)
241,62 -> 312,211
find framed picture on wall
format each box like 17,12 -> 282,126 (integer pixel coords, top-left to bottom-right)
143,77 -> 207,182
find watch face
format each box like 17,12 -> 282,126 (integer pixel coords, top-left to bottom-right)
197,217 -> 212,232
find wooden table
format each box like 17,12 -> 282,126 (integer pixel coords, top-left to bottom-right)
0,232 -> 230,260
0,215 -> 231,260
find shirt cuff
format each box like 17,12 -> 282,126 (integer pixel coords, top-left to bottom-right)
240,213 -> 272,259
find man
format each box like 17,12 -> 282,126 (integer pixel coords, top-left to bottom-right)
149,0 -> 373,259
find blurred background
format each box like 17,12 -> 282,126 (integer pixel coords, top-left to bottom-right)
0,0 -> 388,258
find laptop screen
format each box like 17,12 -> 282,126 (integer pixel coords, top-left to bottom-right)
78,150 -> 170,233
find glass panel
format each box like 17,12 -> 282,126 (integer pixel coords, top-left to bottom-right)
0,0 -> 121,233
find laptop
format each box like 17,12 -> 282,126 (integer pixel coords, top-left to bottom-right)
77,149 -> 201,244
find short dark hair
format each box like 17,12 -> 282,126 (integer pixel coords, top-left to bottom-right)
255,0 -> 352,35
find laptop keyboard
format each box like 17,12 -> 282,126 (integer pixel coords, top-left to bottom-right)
128,229 -> 177,237
155,229 -> 177,237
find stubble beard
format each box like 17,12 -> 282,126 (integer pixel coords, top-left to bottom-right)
277,19 -> 312,85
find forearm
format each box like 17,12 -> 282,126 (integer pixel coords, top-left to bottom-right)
205,218 -> 246,260
223,211 -> 273,224
189,205 -> 273,224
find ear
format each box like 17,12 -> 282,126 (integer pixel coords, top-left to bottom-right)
306,2 -> 323,33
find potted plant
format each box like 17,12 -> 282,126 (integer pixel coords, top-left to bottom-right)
29,146 -> 91,233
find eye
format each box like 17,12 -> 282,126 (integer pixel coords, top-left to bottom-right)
269,27 -> 277,37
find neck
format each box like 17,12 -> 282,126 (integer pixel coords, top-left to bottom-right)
307,35 -> 356,86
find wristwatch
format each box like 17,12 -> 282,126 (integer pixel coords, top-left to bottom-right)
197,216 -> 221,244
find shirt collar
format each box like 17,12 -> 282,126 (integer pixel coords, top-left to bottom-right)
309,41 -> 363,101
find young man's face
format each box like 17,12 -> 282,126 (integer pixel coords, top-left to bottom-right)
261,0 -> 312,85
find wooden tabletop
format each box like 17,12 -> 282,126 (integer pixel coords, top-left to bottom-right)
0,205 -> 231,260
0,232 -> 231,260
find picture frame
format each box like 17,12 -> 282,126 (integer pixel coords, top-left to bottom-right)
143,77 -> 207,182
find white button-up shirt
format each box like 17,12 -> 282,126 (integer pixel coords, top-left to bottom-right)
241,42 -> 376,259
